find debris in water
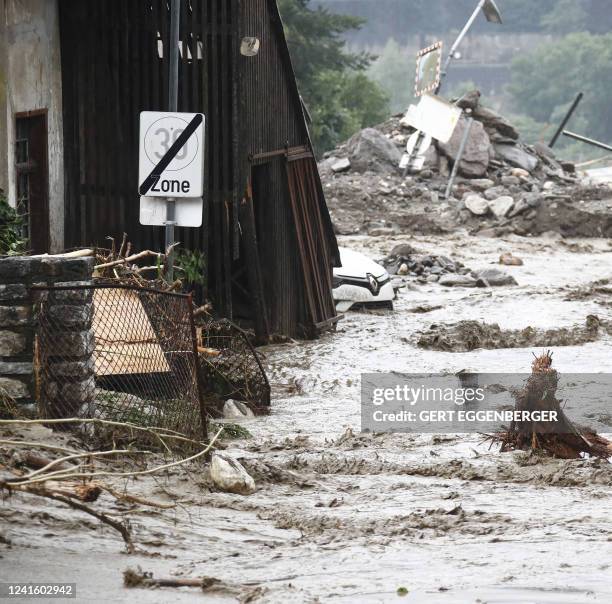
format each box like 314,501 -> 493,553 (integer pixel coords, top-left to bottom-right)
417,316 -> 601,352
491,351 -> 612,459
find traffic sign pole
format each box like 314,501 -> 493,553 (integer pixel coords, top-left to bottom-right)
166,0 -> 180,282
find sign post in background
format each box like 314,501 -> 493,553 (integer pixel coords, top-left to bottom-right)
138,0 -> 205,279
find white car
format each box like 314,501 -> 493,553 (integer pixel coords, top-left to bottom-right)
333,248 -> 395,312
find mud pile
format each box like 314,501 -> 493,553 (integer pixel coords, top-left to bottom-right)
417,315 -> 603,352
319,90 -> 612,238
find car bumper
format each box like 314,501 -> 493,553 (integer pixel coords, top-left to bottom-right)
333,281 -> 395,311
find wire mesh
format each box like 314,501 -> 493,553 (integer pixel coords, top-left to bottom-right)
197,318 -> 271,413
34,284 -> 206,452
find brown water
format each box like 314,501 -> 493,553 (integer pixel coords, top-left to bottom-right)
1,234 -> 611,603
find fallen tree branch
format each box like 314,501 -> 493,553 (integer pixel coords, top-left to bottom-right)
19,449 -> 152,482
29,488 -> 134,552
5,428 -> 223,487
95,250 -> 163,271
0,440 -> 79,455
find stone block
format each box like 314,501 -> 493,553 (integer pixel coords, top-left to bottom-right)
0,362 -> 33,375
48,358 -> 95,379
46,304 -> 93,329
0,305 -> 30,327
50,283 -> 94,304
0,257 -> 37,279
0,330 -> 27,356
49,331 -> 95,358
0,284 -> 28,302
0,377 -> 29,399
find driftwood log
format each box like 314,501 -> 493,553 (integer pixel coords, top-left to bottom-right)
494,351 -> 611,459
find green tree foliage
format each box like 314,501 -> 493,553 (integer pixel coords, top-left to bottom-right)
541,0 -> 588,33
509,32 -> 612,144
367,39 -> 413,114
278,0 -> 389,153
0,192 -> 26,256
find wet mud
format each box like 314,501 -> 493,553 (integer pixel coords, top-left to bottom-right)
2,234 -> 612,603
417,315 -> 602,352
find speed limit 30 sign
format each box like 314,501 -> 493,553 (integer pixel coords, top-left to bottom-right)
138,111 -> 205,198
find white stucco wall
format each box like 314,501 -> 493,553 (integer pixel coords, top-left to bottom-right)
0,0 -> 64,252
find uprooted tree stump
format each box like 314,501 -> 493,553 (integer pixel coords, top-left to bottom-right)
493,351 -> 611,459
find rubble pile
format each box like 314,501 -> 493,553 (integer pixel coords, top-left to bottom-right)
379,243 -> 517,287
319,90 -> 612,238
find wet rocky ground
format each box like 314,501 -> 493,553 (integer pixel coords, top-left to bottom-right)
2,232 -> 612,603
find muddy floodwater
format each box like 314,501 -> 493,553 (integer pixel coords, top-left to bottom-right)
2,233 -> 612,603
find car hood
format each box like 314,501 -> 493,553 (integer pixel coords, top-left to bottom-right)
334,248 -> 388,280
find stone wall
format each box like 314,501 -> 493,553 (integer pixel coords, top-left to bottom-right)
0,256 -> 94,415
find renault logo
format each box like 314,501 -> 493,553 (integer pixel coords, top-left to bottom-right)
367,273 -> 380,295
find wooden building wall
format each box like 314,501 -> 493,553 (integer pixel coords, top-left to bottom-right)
58,0 -> 337,339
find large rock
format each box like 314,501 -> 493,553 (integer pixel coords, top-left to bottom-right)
223,399 -> 254,419
331,158 -> 351,173
488,196 -> 514,220
210,454 -> 256,495
495,144 -> 538,172
439,274 -> 478,288
438,117 -> 492,178
484,185 -> 508,201
473,106 -> 519,140
464,194 -> 489,216
347,128 -> 402,173
471,268 -> 518,287
0,330 -> 26,356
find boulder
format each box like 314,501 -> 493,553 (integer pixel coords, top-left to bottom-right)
469,178 -> 495,191
484,185 -> 508,201
507,199 -> 529,218
499,253 -> 524,266
439,274 -> 478,288
471,268 -> 518,287
488,196 -> 514,220
390,243 -> 418,257
501,175 -> 520,187
210,454 -> 256,495
331,158 -> 351,173
348,128 -> 402,173
495,144 -> 538,172
473,106 -> 519,140
510,167 -> 530,179
464,194 -> 489,216
438,117 -> 492,178
223,399 -> 254,419
455,90 -> 481,111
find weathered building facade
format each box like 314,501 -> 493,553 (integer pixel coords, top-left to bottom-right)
0,0 -> 339,340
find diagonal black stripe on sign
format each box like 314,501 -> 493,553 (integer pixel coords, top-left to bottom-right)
139,113 -> 204,196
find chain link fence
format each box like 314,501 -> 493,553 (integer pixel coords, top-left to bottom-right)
34,284 -> 207,452
196,318 -> 271,413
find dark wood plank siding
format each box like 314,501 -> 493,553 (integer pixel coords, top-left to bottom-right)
59,0 -> 336,339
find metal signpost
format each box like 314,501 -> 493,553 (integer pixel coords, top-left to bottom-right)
138,0 -> 205,282
549,92 -> 584,148
402,0 -> 503,177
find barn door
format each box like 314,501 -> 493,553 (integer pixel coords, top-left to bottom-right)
285,154 -> 337,336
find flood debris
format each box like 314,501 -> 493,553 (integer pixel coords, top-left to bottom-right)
0,418 -> 223,552
499,252 -> 524,266
123,567 -> 228,592
210,453 -> 256,495
417,316 -> 601,352
379,243 -> 517,287
319,90 -> 612,238
491,352 -> 612,459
